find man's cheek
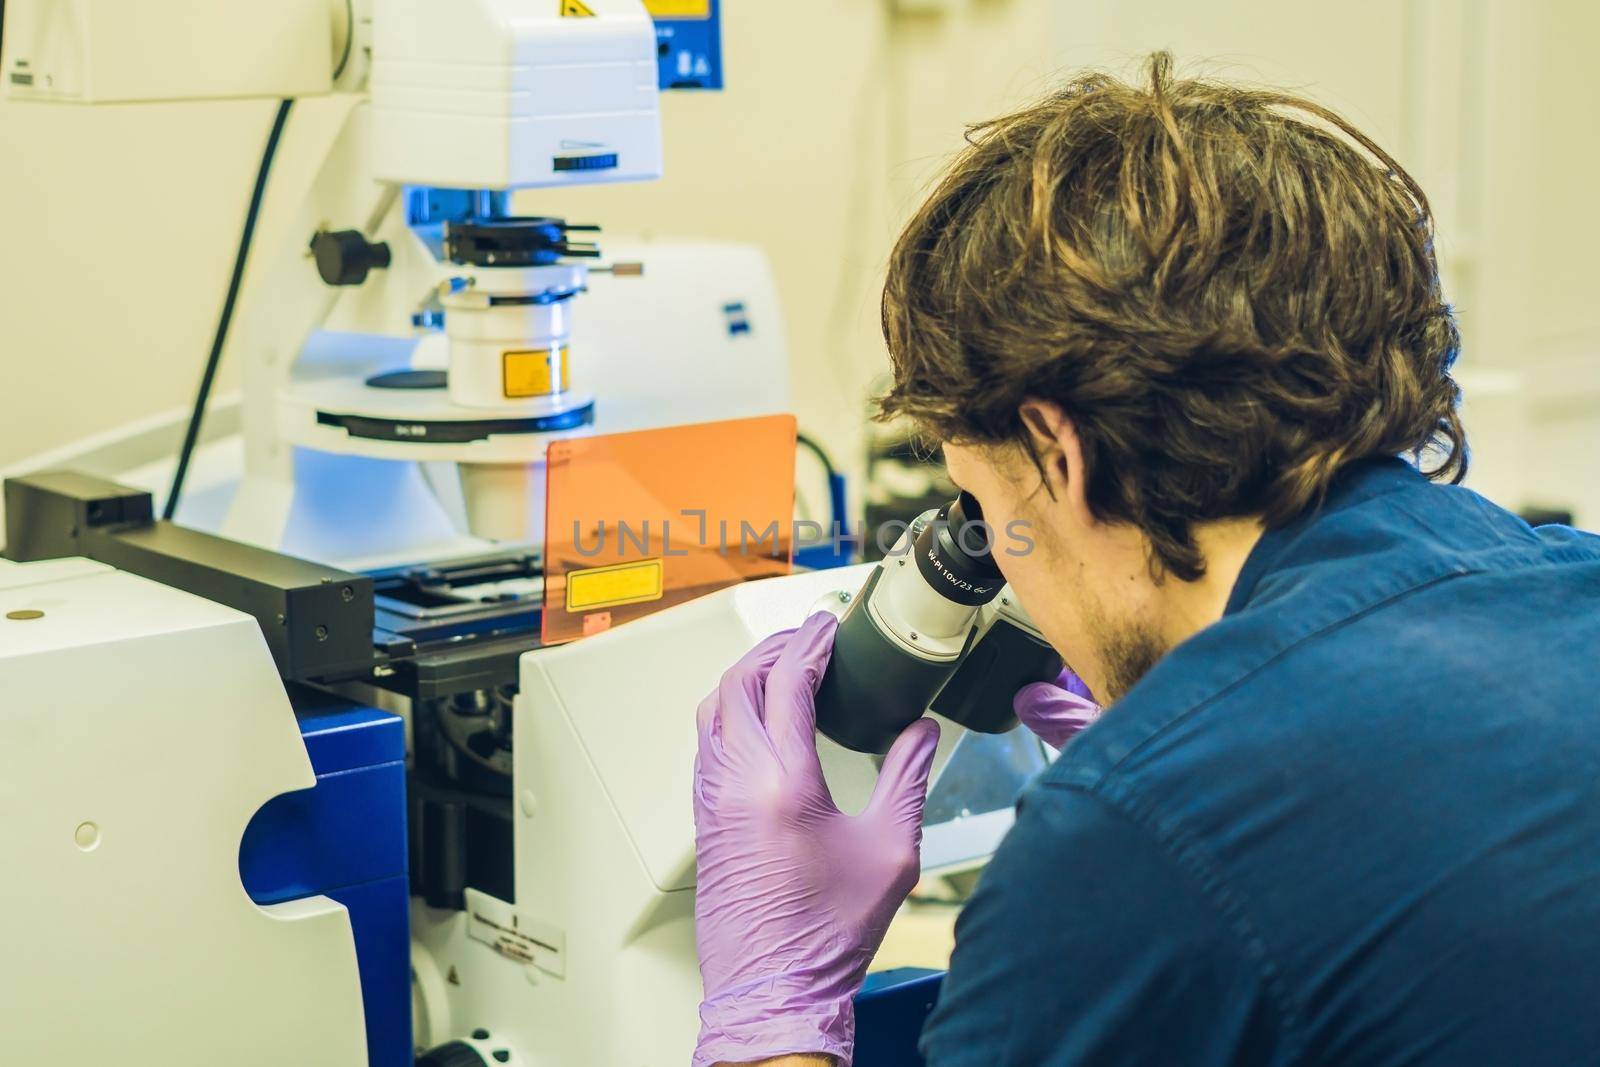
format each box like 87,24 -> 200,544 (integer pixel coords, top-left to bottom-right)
991,529 -> 1034,589
1001,516 -> 1036,560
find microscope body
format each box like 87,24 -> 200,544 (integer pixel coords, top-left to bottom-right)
816,496 -> 1063,754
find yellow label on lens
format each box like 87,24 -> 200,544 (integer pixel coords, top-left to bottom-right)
503,346 -> 568,399
643,0 -> 711,17
565,558 -> 664,612
561,0 -> 597,16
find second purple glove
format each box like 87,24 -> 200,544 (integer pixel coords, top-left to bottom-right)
692,612 -> 941,1067
1013,668 -> 1103,749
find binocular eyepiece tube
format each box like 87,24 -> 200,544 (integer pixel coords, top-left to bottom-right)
814,492 -> 1062,755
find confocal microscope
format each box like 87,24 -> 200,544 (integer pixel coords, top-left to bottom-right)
0,3 -> 1050,1063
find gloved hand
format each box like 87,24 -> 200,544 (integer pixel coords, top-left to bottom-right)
1013,668 -> 1103,750
693,611 -> 940,1067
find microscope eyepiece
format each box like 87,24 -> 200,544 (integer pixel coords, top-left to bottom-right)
912,490 -> 1006,608
813,491 -> 1042,754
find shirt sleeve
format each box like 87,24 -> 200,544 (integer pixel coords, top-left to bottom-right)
919,783 -> 1290,1067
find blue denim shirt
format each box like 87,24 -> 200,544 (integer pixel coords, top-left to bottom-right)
921,459 -> 1600,1066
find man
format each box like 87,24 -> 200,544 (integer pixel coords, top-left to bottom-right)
690,54 -> 1600,1066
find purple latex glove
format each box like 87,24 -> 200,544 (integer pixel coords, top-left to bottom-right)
693,611 -> 940,1067
1013,668 -> 1103,750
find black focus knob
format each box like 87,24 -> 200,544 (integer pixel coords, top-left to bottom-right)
416,1040 -> 488,1067
310,229 -> 392,286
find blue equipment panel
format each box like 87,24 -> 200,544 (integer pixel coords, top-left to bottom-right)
856,968 -> 945,1066
239,690 -> 411,1067
650,0 -> 723,90
794,469 -> 858,571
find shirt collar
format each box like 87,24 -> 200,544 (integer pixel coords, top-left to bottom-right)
1224,457 -> 1426,616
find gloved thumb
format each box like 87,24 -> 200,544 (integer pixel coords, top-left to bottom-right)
865,717 -> 940,828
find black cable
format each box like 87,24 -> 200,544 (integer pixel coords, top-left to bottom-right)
794,431 -> 843,529
332,0 -> 355,81
796,431 -> 839,483
163,98 -> 294,521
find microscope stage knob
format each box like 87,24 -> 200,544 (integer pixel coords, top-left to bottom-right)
310,229 -> 393,286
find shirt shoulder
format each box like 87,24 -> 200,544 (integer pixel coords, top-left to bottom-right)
921,781 -> 1295,1067
1046,466 -> 1600,795
936,464 -> 1600,1067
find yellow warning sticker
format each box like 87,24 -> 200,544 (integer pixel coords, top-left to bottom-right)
566,558 -> 665,612
503,346 -> 569,399
643,0 -> 711,17
561,0 -> 597,16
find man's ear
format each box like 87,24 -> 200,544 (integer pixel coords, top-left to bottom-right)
1018,399 -> 1092,525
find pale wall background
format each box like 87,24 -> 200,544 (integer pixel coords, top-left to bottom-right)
1,0 -> 1597,519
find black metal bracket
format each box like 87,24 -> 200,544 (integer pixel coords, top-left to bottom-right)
3,471 -> 378,683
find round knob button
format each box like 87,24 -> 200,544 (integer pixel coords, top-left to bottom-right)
310,229 -> 393,286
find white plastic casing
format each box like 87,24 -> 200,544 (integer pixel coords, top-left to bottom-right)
371,0 -> 663,188
866,514 -> 984,662
407,564 -> 1000,1063
440,263 -> 590,411
0,558 -> 367,1063
985,586 -> 1050,641
1,0 -> 332,103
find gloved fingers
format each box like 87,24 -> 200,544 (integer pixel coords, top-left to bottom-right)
1015,679 -> 1063,708
1013,680 -> 1101,716
763,611 -> 838,768
1013,680 -> 1101,750
863,717 -> 940,829
703,628 -> 794,762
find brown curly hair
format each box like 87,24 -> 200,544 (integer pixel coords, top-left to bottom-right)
879,52 -> 1465,581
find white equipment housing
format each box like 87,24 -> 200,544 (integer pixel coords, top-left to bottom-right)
411,564 -> 1000,1064
263,235 -> 791,565
1,0 -> 333,102
0,1 -> 1023,1062
0,558 -> 367,1064
372,0 -> 663,189
866,514 -> 979,661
